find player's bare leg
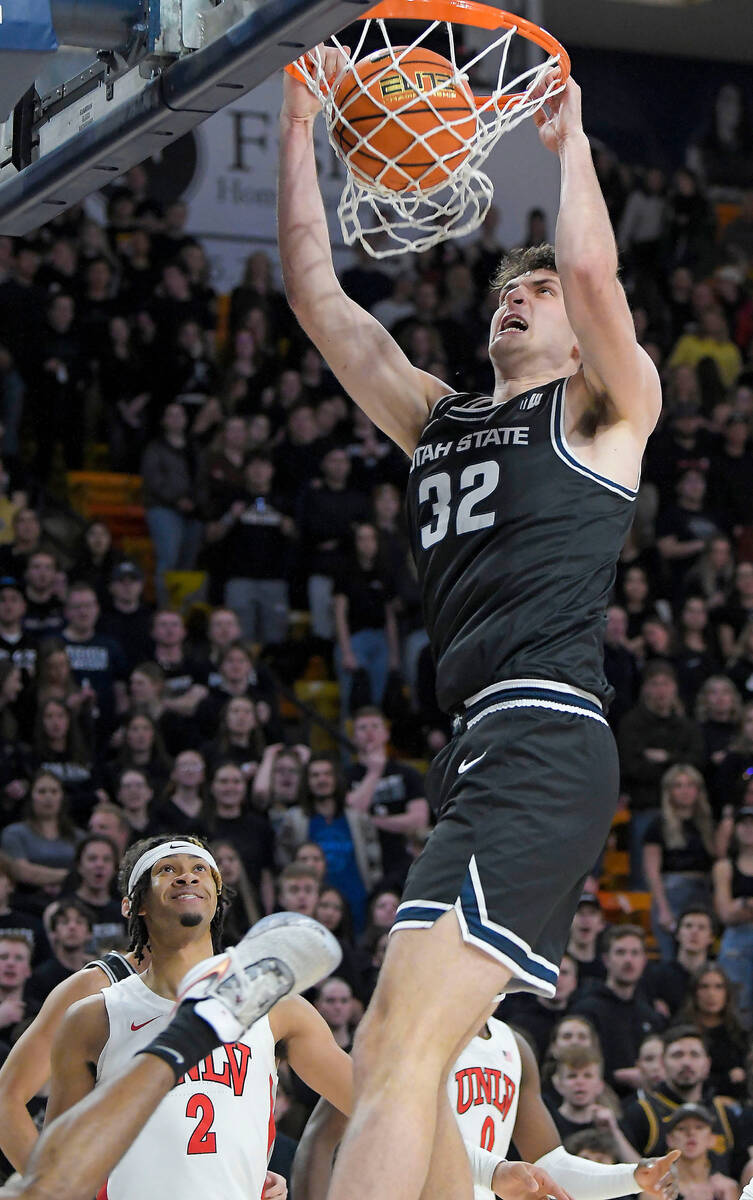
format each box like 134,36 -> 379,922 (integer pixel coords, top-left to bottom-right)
4,1057 -> 174,1200
327,910 -> 511,1200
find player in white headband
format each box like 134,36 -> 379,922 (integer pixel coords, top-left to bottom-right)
43,834 -> 356,1200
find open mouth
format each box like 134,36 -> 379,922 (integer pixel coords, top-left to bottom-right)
499,315 -> 528,335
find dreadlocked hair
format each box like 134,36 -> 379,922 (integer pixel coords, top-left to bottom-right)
491,243 -> 557,291
119,833 -> 230,964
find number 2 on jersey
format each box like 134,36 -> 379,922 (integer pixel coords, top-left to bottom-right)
419,461 -> 500,549
186,1093 -> 217,1154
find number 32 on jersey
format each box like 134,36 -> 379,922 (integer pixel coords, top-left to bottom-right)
419,460 -> 500,549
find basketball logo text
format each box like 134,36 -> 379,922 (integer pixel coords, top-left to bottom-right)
380,71 -> 456,100
453,1067 -> 516,1119
177,1043 -> 251,1095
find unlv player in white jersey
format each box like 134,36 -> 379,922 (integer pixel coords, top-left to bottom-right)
292,1016 -> 679,1200
45,836 -> 352,1200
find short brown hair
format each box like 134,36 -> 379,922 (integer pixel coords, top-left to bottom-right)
492,244 -> 557,291
603,923 -> 646,952
554,1045 -> 603,1074
279,863 -> 320,887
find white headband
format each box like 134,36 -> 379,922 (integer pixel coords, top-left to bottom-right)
128,841 -> 220,896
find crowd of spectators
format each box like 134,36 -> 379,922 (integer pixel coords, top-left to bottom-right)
0,147 -> 752,1191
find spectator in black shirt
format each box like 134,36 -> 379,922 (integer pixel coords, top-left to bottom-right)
153,748 -> 209,838
664,1104 -> 738,1200
708,413 -> 753,538
31,294 -> 88,477
25,900 -> 92,1012
618,661 -> 706,887
31,698 -> 101,827
642,764 -> 715,960
0,241 -> 46,383
62,583 -> 128,742
695,675 -> 742,813
677,966 -> 748,1099
674,596 -> 720,711
61,834 -> 125,949
643,907 -> 716,1020
0,862 -> 48,967
571,925 -> 665,1096
150,609 -> 208,720
714,804 -> 753,1029
296,446 -> 370,642
114,768 -> 160,845
0,578 -> 37,683
195,641 -> 281,744
97,562 -> 153,673
656,470 -> 725,607
201,696 -> 264,780
549,1045 -> 638,1159
718,560 -> 753,660
0,934 -> 32,1039
204,761 -> 275,915
207,453 -> 295,645
69,522 -> 122,608
604,605 -> 641,732
141,403 -> 205,606
344,706 -> 428,890
107,710 -> 171,797
566,894 -> 607,991
645,402 -> 713,511
334,523 -> 399,720
0,509 -> 41,582
23,552 -> 64,642
620,1026 -> 736,1168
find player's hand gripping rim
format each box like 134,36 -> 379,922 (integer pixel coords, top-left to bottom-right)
282,43 -> 350,122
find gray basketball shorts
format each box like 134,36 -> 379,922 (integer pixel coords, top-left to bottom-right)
392,678 -> 619,997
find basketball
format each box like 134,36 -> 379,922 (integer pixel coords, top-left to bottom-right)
331,47 -> 477,193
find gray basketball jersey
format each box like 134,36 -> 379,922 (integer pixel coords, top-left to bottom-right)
405,377 -> 636,712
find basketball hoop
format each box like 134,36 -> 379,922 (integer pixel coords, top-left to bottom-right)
287,0 -> 569,257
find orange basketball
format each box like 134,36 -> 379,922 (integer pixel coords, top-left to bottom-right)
332,47 -> 477,193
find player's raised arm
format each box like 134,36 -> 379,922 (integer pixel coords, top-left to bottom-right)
533,72 -> 661,437
277,48 -> 449,456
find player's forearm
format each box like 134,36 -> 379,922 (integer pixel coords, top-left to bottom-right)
0,1101 -> 39,1174
278,114 -> 339,315
535,1146 -> 640,1199
555,131 -> 618,281
21,1058 -> 173,1200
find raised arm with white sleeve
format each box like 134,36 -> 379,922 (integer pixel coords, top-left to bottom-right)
277,47 -> 449,457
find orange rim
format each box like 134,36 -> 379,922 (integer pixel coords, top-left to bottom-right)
286,0 -> 569,102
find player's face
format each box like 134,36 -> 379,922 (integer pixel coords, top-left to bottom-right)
664,1039 -> 710,1090
489,271 -> 577,375
141,853 -> 218,931
557,1065 -> 603,1108
666,1119 -> 713,1161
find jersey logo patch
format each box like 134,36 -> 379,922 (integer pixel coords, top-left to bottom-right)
131,1016 -> 159,1031
458,751 -> 487,775
519,392 -> 542,411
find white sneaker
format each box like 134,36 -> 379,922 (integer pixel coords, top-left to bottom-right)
175,913 -> 341,1042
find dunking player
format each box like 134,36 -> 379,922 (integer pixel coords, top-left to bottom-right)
0,891 -> 341,1200
278,46 -> 661,1200
45,836 -> 350,1200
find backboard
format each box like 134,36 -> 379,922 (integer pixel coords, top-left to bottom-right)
0,0 -> 374,235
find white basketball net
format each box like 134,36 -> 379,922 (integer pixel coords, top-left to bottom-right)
293,17 -> 565,257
